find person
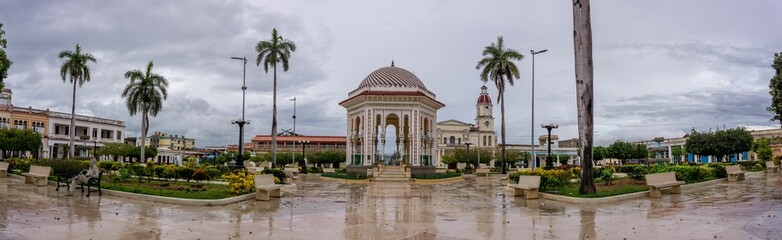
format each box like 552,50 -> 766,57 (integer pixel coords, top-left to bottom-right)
66,157 -> 100,196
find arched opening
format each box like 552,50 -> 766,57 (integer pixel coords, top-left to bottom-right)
449,136 -> 455,145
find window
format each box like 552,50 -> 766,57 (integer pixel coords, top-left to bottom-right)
458,138 -> 462,145
483,136 -> 487,146
489,138 -> 492,146
93,129 -> 98,138
449,136 -> 455,145
443,138 -> 447,144
117,131 -> 122,140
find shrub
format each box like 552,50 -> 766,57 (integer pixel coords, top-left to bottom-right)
510,168 -> 573,191
750,163 -> 764,172
192,169 -> 209,182
222,171 -> 254,194
153,165 -> 166,179
35,159 -> 86,179
412,172 -> 461,179
162,164 -> 178,180
126,164 -> 148,182
321,172 -> 366,180
6,158 -> 32,172
98,161 -> 123,171
706,163 -> 727,178
600,167 -> 615,185
261,169 -> 286,181
176,167 -> 194,182
204,167 -> 222,180
307,167 -> 321,173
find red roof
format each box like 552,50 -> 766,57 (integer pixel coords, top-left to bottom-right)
251,135 -> 346,143
477,94 -> 492,104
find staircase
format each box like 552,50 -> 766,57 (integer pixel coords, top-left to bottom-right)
372,165 -> 410,182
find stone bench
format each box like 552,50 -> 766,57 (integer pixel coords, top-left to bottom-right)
509,175 -> 541,199
475,168 -> 490,176
767,161 -> 780,174
22,165 -> 51,187
322,168 -> 336,173
255,174 -> 282,201
0,161 -> 8,178
726,165 -> 746,182
645,172 -> 684,198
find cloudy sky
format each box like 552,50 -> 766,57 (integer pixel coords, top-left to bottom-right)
1,0 -> 780,147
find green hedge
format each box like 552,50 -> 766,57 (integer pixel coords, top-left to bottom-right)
321,172 -> 366,180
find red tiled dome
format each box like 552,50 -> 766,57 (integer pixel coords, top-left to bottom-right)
477,86 -> 492,104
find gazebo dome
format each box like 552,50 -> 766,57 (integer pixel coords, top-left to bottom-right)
357,66 -> 428,90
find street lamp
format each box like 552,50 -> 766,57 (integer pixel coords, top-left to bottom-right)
541,123 -> 559,170
298,140 -> 310,173
290,97 -> 296,168
231,56 -> 249,168
464,142 -> 473,170
530,49 -> 548,170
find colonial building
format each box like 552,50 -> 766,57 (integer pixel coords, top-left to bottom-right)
0,88 -> 126,158
435,86 -> 497,167
250,135 -> 347,153
339,63 -> 445,170
633,128 -> 782,164
144,131 -> 196,150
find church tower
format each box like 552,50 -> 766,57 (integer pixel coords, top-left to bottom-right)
475,86 -> 494,133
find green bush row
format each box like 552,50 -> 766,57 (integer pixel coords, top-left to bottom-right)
412,172 -> 461,179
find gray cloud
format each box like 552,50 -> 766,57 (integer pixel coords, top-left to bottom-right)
1,0 -> 780,147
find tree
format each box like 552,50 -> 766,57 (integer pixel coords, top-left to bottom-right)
96,143 -> 134,161
476,36 -> 523,174
671,145 -> 686,162
122,61 -> 168,164
255,28 -> 296,167
573,0 -> 596,194
593,146 -> 607,162
685,127 -> 753,162
752,138 -> 773,161
0,22 -> 12,90
0,128 -> 41,158
607,141 -> 633,164
58,44 -> 97,159
767,52 -> 782,127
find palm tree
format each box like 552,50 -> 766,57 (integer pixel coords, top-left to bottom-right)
574,0 -> 596,194
255,28 -> 296,167
476,36 -> 523,174
59,44 -> 97,159
122,61 -> 168,163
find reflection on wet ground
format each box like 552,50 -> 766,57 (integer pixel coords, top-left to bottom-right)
1,172 -> 781,239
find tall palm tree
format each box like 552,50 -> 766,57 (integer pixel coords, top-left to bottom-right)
122,61 -> 168,163
255,28 -> 296,166
476,36 -> 523,174
59,44 -> 97,159
573,0 -> 596,194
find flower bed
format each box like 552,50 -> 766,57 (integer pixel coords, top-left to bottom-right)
101,178 -> 235,199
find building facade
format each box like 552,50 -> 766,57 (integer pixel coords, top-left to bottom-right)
250,135 -> 347,153
339,63 -> 445,167
435,86 -> 497,168
145,131 -> 196,150
0,89 -> 126,158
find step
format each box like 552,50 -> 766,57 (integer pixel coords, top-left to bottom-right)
373,178 -> 410,182
377,173 -> 406,176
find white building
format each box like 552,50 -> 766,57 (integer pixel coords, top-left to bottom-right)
47,111 -> 126,159
436,86 -> 498,167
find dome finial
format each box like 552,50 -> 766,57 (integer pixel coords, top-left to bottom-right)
391,60 -> 395,67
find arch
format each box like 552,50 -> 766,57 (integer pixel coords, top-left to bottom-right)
458,138 -> 462,145
449,136 -> 455,145
443,138 -> 447,144
483,136 -> 487,146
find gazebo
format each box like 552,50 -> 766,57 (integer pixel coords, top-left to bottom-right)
339,62 -> 445,176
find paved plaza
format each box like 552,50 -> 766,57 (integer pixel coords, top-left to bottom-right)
1,173 -> 781,240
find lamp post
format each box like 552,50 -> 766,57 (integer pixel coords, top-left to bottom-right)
465,142 -> 473,170
231,56 -> 249,168
541,123 -> 559,170
290,97 -> 296,168
298,140 -> 310,173
530,49 -> 548,170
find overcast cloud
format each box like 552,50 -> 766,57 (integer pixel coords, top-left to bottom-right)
1,0 -> 780,147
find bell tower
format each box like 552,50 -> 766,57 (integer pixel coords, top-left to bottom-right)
475,86 -> 494,132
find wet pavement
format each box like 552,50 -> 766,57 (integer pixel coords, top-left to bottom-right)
1,173 -> 781,240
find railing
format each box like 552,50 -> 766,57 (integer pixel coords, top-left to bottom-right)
48,111 -> 125,126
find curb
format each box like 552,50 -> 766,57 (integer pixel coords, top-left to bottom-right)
319,175 -> 370,183
525,177 -> 728,205
412,176 -> 464,183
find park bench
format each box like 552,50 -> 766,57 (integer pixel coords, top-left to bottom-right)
456,163 -> 467,170
725,165 -> 746,182
475,167 -> 490,176
509,175 -> 541,199
283,168 -> 299,183
80,169 -> 104,197
767,161 -> 780,174
0,161 -> 8,177
322,168 -> 336,173
254,174 -> 282,201
338,163 -> 346,169
644,172 -> 684,198
23,165 -> 51,187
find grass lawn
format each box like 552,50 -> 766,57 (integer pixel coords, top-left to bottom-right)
101,178 -> 236,199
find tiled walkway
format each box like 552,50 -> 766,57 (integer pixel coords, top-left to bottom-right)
1,172 -> 781,239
